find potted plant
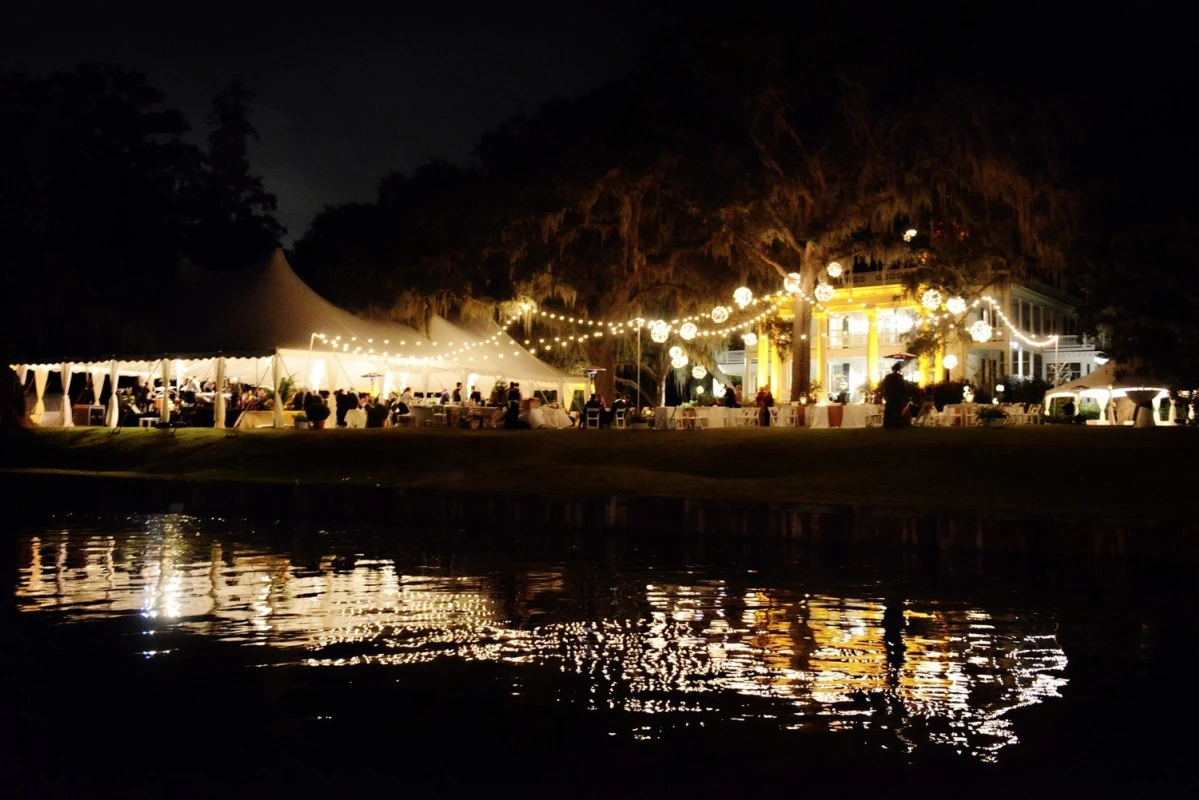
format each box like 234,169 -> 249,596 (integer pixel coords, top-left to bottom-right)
976,405 -> 1007,427
293,412 -> 309,430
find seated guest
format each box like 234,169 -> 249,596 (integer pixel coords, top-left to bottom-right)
365,397 -> 389,428
439,388 -> 450,405
584,393 -> 605,427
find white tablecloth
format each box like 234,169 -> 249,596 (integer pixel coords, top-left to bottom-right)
344,408 -> 367,428
540,407 -> 573,428
841,404 -> 879,428
653,407 -> 676,430
806,405 -> 831,428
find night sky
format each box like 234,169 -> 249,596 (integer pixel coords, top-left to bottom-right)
2,0 -> 667,241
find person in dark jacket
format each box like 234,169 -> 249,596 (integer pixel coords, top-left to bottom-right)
881,362 -> 908,429
504,382 -> 522,429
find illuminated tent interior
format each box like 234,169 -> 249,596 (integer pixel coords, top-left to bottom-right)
10,249 -> 581,427
1042,361 -> 1171,425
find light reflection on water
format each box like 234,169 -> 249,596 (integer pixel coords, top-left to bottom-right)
15,515 -> 1068,761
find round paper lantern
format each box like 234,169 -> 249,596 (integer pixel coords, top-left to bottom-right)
695,385 -> 705,394
679,322 -> 698,341
668,345 -> 683,358
783,272 -> 802,293
742,332 -> 758,347
692,365 -> 707,379
733,287 -> 753,308
671,354 -> 689,369
814,283 -> 835,302
711,306 -> 729,323
945,296 -> 967,315
904,228 -> 918,242
650,320 -> 670,343
969,320 -> 993,342
943,354 -> 959,370
921,288 -> 943,310
826,261 -> 843,278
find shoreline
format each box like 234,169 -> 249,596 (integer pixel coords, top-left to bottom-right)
4,467 -> 1192,560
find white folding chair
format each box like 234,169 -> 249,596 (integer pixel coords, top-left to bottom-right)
586,409 -> 601,429
614,409 -> 627,429
742,407 -> 760,427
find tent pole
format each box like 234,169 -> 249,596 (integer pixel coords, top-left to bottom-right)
636,321 -> 642,413
214,356 -> 226,429
160,359 -> 170,424
273,349 -> 285,429
106,359 -> 119,427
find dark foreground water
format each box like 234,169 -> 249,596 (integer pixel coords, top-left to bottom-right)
2,514 -> 1196,796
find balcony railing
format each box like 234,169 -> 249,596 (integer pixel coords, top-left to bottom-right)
828,334 -> 867,350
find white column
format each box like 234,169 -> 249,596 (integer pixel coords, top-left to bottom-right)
60,363 -> 74,427
558,381 -> 567,410
272,350 -> 285,429
214,356 -> 226,429
107,360 -> 119,427
160,359 -> 171,424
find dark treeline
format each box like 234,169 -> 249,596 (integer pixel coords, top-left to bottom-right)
2,3 -> 1194,397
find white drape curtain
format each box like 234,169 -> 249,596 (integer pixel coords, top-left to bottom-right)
214,357 -> 226,429
107,359 -> 120,427
60,363 -> 74,427
272,350 -> 284,428
160,359 -> 170,424
32,367 -> 49,423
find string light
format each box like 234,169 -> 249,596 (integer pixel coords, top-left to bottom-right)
973,296 -> 1061,347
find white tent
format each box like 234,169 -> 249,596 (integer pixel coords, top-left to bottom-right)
1043,362 -> 1171,425
11,249 -> 581,427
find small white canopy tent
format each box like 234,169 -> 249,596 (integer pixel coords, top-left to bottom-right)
1042,362 -> 1171,425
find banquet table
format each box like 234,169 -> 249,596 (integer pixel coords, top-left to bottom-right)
236,410 -> 301,428
840,404 -> 880,428
806,404 -> 848,428
540,407 -> 574,428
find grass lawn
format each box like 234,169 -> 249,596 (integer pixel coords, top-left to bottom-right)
3,425 -> 1195,520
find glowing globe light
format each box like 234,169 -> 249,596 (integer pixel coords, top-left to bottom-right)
692,365 -> 707,379
783,272 -> 802,293
668,345 -> 683,358
969,320 -> 993,342
671,354 -> 689,369
946,296 -> 967,315
995,383 -> 1006,393
826,261 -> 843,278
943,354 -> 959,370
920,288 -> 942,311
695,386 -> 705,394
679,322 -> 698,341
814,283 -> 835,303
742,332 -> 758,347
733,286 -> 753,308
904,228 -> 918,242
650,320 -> 670,343
711,306 -> 729,323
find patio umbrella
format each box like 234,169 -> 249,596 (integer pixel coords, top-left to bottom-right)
884,352 -> 918,360
361,372 -> 383,392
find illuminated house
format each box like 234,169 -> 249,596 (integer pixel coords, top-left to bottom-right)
728,267 -> 1104,402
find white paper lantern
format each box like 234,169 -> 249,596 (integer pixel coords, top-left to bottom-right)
943,354 -> 959,370
814,283 -> 835,303
826,261 -> 843,278
904,228 -> 918,242
695,385 -> 705,394
742,332 -> 758,347
733,287 -> 753,308
671,354 -> 689,369
945,296 -> 967,315
969,320 -> 993,342
668,345 -> 683,358
921,288 -> 943,310
679,322 -> 698,341
650,320 -> 670,343
711,306 -> 729,323
783,272 -> 802,293
692,365 -> 707,380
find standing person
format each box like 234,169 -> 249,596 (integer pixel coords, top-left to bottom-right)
452,382 -> 462,403
882,362 -> 908,429
504,381 -> 522,429
723,384 -> 738,408
734,384 -> 743,407
469,384 -> 482,405
756,384 -> 774,426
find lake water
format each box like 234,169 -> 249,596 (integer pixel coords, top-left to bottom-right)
2,514 -> 1195,795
